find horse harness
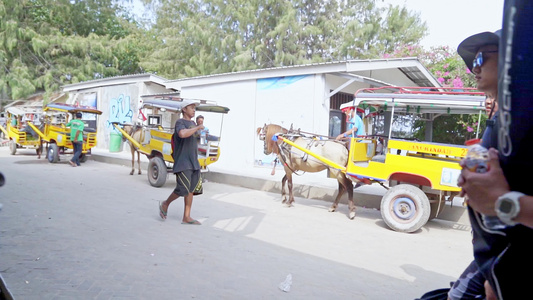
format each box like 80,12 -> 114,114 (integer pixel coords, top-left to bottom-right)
125,124 -> 146,149
275,132 -> 329,176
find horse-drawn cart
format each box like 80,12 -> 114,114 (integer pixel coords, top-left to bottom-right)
0,106 -> 43,156
26,103 -> 102,163
113,97 -> 229,187
260,87 -> 486,233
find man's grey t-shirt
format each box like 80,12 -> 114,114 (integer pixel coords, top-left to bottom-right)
172,119 -> 200,173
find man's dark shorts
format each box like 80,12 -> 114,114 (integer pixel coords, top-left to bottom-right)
173,169 -> 200,196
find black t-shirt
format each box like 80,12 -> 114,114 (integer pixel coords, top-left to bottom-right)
172,119 -> 200,173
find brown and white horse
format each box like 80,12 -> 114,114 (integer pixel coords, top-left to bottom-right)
122,124 -> 145,175
257,124 -> 357,219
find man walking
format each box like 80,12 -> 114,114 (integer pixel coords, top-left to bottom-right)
159,101 -> 203,225
66,112 -> 84,167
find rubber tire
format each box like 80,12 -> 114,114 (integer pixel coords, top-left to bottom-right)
9,140 -> 16,155
79,153 -> 88,163
380,184 -> 431,233
147,157 -> 167,187
47,143 -> 59,163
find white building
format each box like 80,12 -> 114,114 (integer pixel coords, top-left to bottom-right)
61,58 -> 440,176
62,73 -> 171,150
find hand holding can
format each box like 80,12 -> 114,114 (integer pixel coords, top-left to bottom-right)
464,144 -> 490,173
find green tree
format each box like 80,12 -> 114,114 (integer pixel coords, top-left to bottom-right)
384,44 -> 486,144
336,1 -> 427,59
140,0 -> 428,78
0,0 -> 143,104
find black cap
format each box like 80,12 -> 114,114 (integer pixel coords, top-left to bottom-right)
457,30 -> 501,72
76,112 -> 82,118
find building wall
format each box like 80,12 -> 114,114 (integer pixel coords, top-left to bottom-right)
179,79 -> 257,171
178,74 -> 339,174
66,82 -> 169,150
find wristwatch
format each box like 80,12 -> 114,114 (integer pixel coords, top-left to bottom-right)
495,191 -> 524,226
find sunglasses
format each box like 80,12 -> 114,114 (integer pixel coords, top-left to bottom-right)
472,51 -> 498,69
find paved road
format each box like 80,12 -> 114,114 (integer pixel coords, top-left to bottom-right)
0,147 -> 474,299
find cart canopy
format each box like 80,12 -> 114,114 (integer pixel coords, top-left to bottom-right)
45,103 -> 102,115
141,98 -> 230,114
341,87 -> 486,115
6,106 -> 42,116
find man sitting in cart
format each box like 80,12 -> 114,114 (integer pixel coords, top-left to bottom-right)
10,116 -> 19,128
195,115 -> 209,144
335,106 -> 365,141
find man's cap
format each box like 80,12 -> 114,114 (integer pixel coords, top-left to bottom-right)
180,100 -> 200,111
75,112 -> 83,118
457,30 -> 501,72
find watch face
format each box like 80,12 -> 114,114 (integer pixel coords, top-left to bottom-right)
500,199 -> 513,213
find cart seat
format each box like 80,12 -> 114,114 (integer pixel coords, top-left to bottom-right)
371,155 -> 386,163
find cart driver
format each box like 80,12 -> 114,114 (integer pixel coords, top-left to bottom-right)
335,107 -> 365,141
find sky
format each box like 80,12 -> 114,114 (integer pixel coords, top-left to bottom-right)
380,0 -> 505,49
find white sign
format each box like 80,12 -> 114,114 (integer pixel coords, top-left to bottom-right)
440,167 -> 461,187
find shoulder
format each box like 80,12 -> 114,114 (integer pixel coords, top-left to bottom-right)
176,119 -> 190,125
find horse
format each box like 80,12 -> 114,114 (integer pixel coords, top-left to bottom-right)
121,124 -> 145,175
257,123 -> 358,219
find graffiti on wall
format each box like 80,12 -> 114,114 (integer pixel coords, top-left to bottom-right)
107,94 -> 134,132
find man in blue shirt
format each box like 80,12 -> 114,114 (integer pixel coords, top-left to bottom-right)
335,107 -> 365,141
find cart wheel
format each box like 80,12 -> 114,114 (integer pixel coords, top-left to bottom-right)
9,140 -> 16,155
148,157 -> 167,187
47,143 -> 59,163
79,154 -> 88,163
380,184 -> 430,233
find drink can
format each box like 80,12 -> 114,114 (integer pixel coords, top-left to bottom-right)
464,144 -> 489,173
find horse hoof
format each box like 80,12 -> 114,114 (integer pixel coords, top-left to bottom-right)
349,211 -> 356,220
138,171 -> 142,175
129,172 -> 134,175
328,207 -> 336,212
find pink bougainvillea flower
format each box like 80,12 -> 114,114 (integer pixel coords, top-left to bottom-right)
467,126 -> 474,132
438,77 -> 445,84
453,77 -> 464,88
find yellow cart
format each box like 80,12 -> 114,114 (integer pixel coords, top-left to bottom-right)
114,97 -> 229,187
274,87 -> 486,232
27,103 -> 102,163
0,106 -> 43,155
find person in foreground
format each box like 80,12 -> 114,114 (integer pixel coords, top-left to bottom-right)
159,101 -> 204,225
453,30 -> 533,299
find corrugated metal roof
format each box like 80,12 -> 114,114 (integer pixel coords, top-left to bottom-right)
61,73 -> 169,91
165,58 -> 440,89
60,58 -> 440,92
